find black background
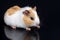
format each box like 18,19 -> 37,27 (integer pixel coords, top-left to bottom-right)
0,0 -> 59,40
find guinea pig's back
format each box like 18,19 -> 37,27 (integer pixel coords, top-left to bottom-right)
4,10 -> 26,28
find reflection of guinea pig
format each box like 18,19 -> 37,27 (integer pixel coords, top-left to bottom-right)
4,5 -> 40,30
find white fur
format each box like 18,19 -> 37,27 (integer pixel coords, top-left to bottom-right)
4,6 -> 40,28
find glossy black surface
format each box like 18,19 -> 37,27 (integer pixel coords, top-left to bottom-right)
0,0 -> 48,40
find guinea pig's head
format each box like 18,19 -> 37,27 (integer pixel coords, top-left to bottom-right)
22,6 -> 40,28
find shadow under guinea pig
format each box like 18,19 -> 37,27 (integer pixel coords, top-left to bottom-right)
4,26 -> 40,40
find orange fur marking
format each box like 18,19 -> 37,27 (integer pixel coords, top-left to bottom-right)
5,6 -> 21,16
23,9 -> 35,27
23,15 -> 34,27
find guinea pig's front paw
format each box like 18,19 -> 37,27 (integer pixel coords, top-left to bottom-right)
37,26 -> 40,29
11,26 -> 16,30
26,27 -> 31,31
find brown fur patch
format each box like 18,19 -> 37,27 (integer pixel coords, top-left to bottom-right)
23,9 -> 35,27
23,15 -> 34,27
5,6 -> 21,16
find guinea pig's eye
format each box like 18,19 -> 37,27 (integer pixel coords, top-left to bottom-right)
30,17 -> 34,20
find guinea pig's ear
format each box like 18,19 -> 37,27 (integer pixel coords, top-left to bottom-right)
23,10 -> 30,15
33,6 -> 37,10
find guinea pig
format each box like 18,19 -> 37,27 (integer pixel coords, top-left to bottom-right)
4,5 -> 40,31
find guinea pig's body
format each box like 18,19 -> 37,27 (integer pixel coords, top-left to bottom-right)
4,6 -> 40,30
4,6 -> 26,28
